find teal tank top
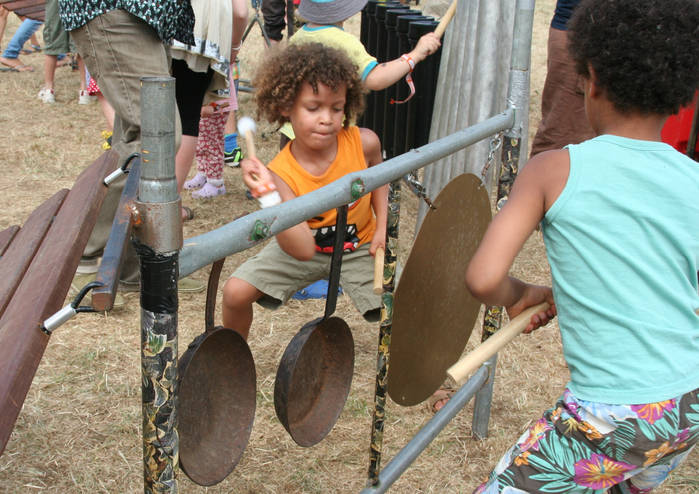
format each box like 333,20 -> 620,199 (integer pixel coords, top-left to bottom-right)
542,135 -> 699,404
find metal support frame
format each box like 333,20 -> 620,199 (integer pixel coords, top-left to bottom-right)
137,77 -> 182,494
134,0 -> 535,490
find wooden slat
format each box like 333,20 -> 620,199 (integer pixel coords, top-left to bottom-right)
25,11 -> 43,21
14,4 -> 44,15
0,226 -> 20,257
0,0 -> 43,10
93,158 -> 141,311
0,150 -> 119,456
0,190 -> 68,321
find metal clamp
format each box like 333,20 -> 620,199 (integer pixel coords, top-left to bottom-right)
403,172 -> 437,211
103,153 -> 140,186
41,281 -> 104,334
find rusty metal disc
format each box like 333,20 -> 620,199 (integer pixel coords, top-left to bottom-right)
387,173 -> 491,406
274,316 -> 354,447
178,327 -> 257,485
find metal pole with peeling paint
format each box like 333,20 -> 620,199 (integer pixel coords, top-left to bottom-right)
135,76 -> 183,494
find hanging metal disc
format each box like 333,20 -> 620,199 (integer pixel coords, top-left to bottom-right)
387,173 -> 491,406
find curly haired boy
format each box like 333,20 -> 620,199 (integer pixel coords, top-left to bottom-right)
465,0 -> 699,492
222,43 -> 387,340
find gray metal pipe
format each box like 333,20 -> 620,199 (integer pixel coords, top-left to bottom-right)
179,110 -> 514,277
359,365 -> 490,494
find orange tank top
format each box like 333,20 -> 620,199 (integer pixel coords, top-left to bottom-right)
268,126 -> 376,251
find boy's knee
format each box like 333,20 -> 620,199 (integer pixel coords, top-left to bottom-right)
223,277 -> 260,307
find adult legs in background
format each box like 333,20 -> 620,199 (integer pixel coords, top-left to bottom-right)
0,7 -> 9,49
0,18 -> 42,71
69,9 -> 179,289
262,0 -> 286,54
529,27 -> 595,157
171,58 -> 214,195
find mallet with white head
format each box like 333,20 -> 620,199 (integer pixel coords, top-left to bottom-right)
237,116 -> 258,160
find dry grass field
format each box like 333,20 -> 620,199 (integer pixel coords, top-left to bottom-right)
0,1 -> 697,493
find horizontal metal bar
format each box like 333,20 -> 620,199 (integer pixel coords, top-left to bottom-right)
360,365 -> 490,494
179,110 -> 513,277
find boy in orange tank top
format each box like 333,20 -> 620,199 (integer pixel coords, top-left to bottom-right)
222,43 -> 388,340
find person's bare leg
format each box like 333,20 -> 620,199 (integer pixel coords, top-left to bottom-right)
175,134 -> 198,192
222,277 -> 264,340
28,32 -> 39,50
224,110 -> 238,134
97,92 -> 115,131
44,54 -> 57,90
77,55 -> 87,91
0,7 -> 9,49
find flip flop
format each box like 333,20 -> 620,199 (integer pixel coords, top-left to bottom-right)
0,64 -> 33,72
20,48 -> 39,55
182,206 -> 195,222
427,382 -> 456,413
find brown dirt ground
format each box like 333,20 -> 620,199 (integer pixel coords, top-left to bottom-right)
0,2 -> 697,493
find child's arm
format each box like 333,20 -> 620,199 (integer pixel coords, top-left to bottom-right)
361,128 -> 388,256
240,157 -> 317,261
465,151 -> 568,332
363,33 -> 442,91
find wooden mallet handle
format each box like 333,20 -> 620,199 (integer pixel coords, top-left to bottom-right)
373,247 -> 384,295
237,116 -> 258,177
446,302 -> 551,382
434,0 -> 457,38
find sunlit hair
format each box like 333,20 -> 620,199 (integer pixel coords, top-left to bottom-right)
253,42 -> 366,127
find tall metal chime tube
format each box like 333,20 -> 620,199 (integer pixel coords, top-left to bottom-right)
393,15 -> 433,156
373,2 -> 410,147
367,180 -> 401,487
364,0 -> 382,132
476,0 -> 535,438
406,20 -> 442,150
135,76 -> 184,494
382,9 -> 423,159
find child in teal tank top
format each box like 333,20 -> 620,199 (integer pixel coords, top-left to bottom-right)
464,0 -> 699,492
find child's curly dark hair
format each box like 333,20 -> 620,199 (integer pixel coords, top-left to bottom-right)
253,43 -> 366,127
568,0 -> 699,115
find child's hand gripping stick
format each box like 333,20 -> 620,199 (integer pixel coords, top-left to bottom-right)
373,247 -> 384,295
434,0 -> 457,38
446,302 -> 551,382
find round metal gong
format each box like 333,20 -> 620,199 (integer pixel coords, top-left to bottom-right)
387,173 -> 491,406
274,316 -> 355,447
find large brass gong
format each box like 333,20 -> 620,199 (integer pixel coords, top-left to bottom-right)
387,173 -> 491,406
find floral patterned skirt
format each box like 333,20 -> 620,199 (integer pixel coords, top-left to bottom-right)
475,387 -> 699,494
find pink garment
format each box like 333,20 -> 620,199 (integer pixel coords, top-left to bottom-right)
195,112 -> 226,182
87,76 -> 100,95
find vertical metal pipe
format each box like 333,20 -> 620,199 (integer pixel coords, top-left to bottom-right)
367,181 -> 401,487
471,356 -> 497,440
136,77 -> 182,494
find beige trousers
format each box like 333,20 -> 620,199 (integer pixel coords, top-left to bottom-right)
70,9 -> 181,282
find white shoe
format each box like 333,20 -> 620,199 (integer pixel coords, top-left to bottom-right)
38,88 -> 55,103
78,90 -> 95,105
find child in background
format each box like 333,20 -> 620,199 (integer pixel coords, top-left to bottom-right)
223,56 -> 243,166
277,0 -> 441,148
184,66 -> 239,198
222,43 -> 387,340
464,0 -> 699,492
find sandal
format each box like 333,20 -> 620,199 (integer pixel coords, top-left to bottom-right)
427,381 -> 456,413
182,206 -> 195,222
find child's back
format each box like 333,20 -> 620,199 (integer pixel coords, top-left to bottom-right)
543,134 -> 699,404
464,0 -> 699,492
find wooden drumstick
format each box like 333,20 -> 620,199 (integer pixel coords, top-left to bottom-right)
446,302 -> 551,382
373,247 -> 384,295
434,0 -> 457,38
